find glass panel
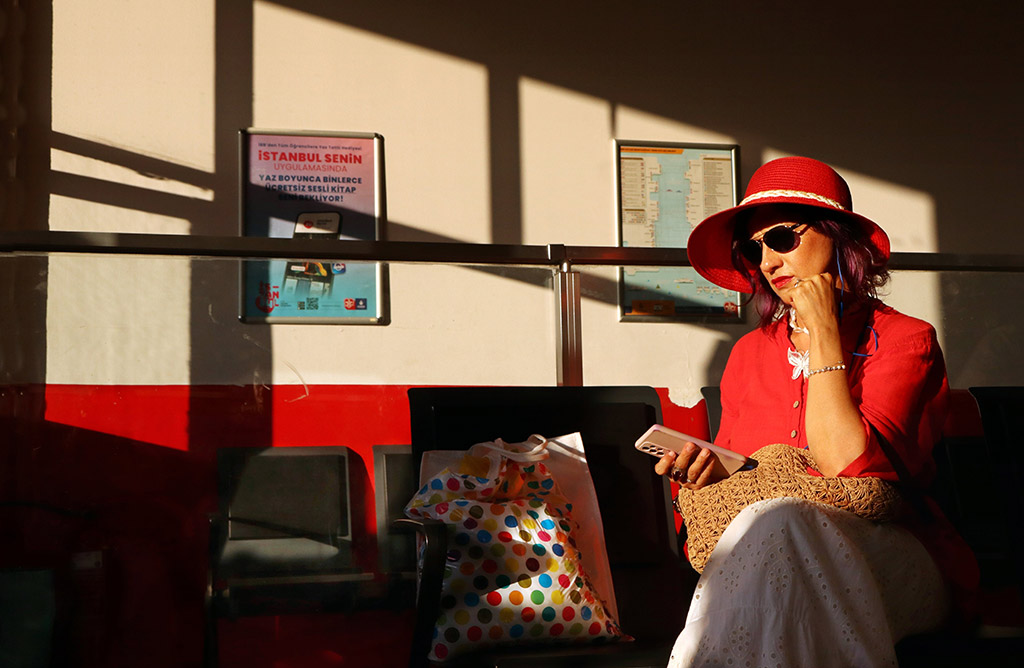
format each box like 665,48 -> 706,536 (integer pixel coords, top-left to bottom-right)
3,251 -> 558,667
887,270 -> 1024,389
4,243 -> 1020,668
577,264 -> 1024,405
575,265 -> 751,408
3,252 -> 558,450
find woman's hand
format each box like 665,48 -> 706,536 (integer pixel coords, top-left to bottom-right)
789,271 -> 868,476
789,272 -> 839,335
653,443 -> 718,490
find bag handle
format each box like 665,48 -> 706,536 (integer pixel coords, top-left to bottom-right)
473,434 -> 551,462
869,424 -> 935,523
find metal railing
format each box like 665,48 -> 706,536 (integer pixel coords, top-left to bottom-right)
3,231 -> 1024,272
4,230 -> 1024,385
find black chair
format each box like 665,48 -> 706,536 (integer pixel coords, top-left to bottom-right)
205,446 -> 372,667
896,387 -> 1024,666
373,445 -> 417,594
699,386 -> 722,440
402,385 -> 697,667
969,386 -> 1024,606
371,443 -> 448,668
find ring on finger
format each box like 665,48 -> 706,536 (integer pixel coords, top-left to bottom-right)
670,468 -> 696,485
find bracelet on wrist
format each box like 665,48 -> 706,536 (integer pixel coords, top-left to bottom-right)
808,362 -> 846,377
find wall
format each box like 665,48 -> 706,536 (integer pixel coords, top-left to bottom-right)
7,0 -> 1023,394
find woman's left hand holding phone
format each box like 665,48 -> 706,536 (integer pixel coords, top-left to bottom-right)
654,442 -> 717,489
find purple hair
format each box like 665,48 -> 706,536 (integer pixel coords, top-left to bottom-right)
730,205 -> 890,330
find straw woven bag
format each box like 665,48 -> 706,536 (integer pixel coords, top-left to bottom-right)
675,443 -> 905,572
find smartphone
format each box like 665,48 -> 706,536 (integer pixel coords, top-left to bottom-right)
634,424 -> 757,478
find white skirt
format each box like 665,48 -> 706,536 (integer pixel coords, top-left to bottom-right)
667,497 -> 949,668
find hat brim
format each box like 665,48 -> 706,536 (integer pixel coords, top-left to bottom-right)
686,197 -> 891,293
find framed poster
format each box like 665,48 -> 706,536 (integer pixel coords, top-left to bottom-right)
615,140 -> 742,321
239,129 -> 388,324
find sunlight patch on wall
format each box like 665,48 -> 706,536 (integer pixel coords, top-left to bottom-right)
518,78 -> 613,246
51,0 -> 215,173
44,385 -> 191,452
253,2 -> 490,242
45,253 -> 192,385
258,264 -> 556,387
50,149 -> 214,202
48,195 -> 193,234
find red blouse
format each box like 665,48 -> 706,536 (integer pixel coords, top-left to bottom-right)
716,299 -> 978,612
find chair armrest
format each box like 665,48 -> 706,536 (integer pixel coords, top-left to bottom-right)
393,517 -> 446,668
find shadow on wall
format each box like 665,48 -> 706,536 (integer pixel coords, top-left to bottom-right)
22,1 -> 1022,397
293,0 -> 1024,255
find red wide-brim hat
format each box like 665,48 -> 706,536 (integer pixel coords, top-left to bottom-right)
687,156 -> 891,293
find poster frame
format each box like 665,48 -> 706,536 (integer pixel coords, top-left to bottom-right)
614,139 -> 744,322
238,128 -> 389,325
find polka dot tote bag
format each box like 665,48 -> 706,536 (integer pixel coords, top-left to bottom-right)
405,435 -> 628,662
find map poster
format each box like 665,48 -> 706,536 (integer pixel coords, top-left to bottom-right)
239,129 -> 388,324
614,140 -> 742,321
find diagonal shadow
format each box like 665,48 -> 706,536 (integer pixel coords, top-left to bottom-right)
50,132 -> 216,189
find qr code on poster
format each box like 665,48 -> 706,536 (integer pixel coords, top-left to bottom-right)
307,297 -> 319,310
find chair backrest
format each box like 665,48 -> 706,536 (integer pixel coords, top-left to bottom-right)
968,386 -> 1024,602
700,386 -> 722,440
372,444 -> 417,576
407,385 -> 693,642
214,446 -> 355,576
929,391 -> 1007,582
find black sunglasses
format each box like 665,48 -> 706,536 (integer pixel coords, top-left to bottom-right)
737,223 -> 811,265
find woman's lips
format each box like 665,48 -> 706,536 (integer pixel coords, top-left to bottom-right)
772,276 -> 793,288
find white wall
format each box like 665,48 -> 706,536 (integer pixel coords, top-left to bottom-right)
10,1 -> 1022,393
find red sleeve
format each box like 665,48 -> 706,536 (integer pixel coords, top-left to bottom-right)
836,323 -> 949,483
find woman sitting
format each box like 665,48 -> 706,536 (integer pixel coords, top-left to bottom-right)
654,156 -> 978,667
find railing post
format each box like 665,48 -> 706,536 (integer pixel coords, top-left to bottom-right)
550,245 -> 583,386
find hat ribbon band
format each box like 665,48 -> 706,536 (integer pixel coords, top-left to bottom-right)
740,189 -> 846,211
